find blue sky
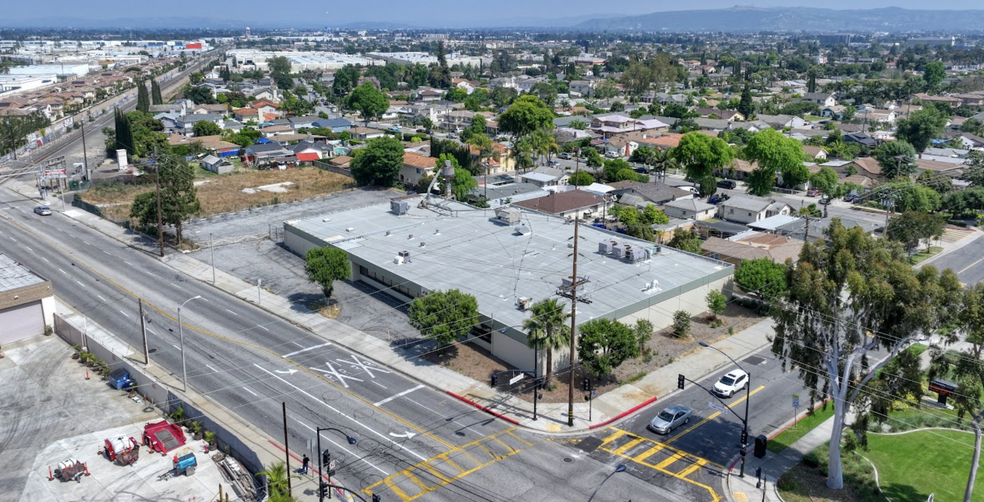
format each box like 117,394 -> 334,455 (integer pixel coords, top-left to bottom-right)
6,1 -> 984,26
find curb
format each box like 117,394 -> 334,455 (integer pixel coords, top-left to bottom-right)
588,396 -> 659,430
446,391 -> 521,425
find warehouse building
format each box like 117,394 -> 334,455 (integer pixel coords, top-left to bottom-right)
0,254 -> 55,346
283,196 -> 733,373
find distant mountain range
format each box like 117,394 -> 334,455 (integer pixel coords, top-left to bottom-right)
578,6 -> 984,33
4,7 -> 984,32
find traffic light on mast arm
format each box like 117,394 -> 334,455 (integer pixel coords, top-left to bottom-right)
678,374 -> 685,390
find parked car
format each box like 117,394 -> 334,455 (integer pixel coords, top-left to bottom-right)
34,206 -> 52,216
843,194 -> 858,203
806,189 -> 820,197
548,159 -> 560,166
712,369 -> 749,398
634,167 -> 649,174
648,405 -> 693,434
558,153 -> 572,160
716,179 -> 737,189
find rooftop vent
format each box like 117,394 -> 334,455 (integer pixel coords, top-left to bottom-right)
515,225 -> 531,235
346,227 -> 355,232
390,199 -> 410,215
419,241 -> 426,247
385,230 -> 392,237
407,234 -> 413,240
517,297 -> 532,311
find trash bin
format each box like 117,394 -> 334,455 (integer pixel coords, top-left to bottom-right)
754,435 -> 767,458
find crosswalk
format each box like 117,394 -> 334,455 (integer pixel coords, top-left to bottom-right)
595,428 -> 721,502
363,428 -> 536,502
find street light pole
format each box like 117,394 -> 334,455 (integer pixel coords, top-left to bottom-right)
316,427 -> 358,502
177,295 -> 202,392
699,341 -> 751,478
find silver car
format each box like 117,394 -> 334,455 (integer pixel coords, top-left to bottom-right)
648,405 -> 693,434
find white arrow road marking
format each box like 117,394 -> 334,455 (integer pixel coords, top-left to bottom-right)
275,369 -> 298,375
254,365 -> 427,461
242,387 -> 258,397
389,431 -> 417,439
309,362 -> 362,388
282,342 -> 331,358
205,364 -> 218,373
338,354 -> 391,379
374,384 -> 425,407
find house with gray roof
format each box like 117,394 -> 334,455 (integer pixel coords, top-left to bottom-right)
717,195 -> 792,225
611,182 -> 691,206
177,113 -> 224,135
663,198 -> 717,221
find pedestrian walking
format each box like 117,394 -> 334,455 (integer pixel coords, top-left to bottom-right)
301,454 -> 310,474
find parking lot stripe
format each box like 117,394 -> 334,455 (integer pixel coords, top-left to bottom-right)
374,384 -> 425,407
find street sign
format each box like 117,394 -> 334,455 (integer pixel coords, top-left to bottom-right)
509,374 -> 524,385
792,394 -> 800,409
709,402 -> 728,413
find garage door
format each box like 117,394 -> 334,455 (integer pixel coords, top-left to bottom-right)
0,301 -> 44,345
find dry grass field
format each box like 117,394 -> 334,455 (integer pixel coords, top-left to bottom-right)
81,166 -> 354,223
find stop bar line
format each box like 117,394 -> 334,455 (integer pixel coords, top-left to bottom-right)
281,342 -> 331,358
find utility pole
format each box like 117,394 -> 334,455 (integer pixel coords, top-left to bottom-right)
139,298 -> 149,364
80,121 -> 89,181
566,214 -> 579,427
282,402 -> 292,497
154,149 -> 164,257
210,233 -> 216,284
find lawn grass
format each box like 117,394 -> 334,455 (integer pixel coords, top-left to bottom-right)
909,246 -> 943,264
777,444 -> 882,502
866,429 -> 982,502
767,402 -> 836,453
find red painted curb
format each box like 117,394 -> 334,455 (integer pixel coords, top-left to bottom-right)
588,396 -> 659,430
446,391 -> 521,425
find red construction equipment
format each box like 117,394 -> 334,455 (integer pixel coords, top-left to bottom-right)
103,436 -> 140,466
53,459 -> 88,482
48,466 -> 53,481
85,368 -> 89,380
143,421 -> 186,455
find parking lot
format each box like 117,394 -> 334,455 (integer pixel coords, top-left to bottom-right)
0,337 -> 231,502
182,187 -> 421,342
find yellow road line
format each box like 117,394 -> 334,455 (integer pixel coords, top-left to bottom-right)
421,463 -> 452,483
632,445 -> 664,462
654,451 -> 683,470
667,385 -> 765,444
599,429 -> 629,447
383,477 -> 411,502
13,217 -> 458,451
602,428 -> 721,502
436,454 -> 464,473
611,437 -> 645,456
676,458 -> 708,478
404,472 -> 430,491
491,436 -> 517,453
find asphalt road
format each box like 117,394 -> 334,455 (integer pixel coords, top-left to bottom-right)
0,189 -> 684,502
934,233 -> 984,285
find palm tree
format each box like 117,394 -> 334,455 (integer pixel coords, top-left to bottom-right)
523,298 -> 571,388
259,461 -> 299,502
647,147 -> 677,184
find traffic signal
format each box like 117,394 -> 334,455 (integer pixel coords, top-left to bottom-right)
491,374 -> 498,387
372,495 -> 381,502
582,378 -> 590,392
740,430 -> 748,447
677,374 -> 685,390
322,449 -> 330,466
319,482 -> 329,498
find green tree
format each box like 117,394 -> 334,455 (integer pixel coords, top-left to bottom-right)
460,114 -> 487,143
641,205 -> 669,225
743,129 -> 807,192
890,181 -> 942,213
346,83 -> 389,126
706,290 -> 727,319
258,461 -> 298,502
666,228 -> 702,254
672,310 -> 691,338
129,191 -> 158,230
928,283 -> 984,502
583,147 -> 603,168
498,95 -> 554,141
875,141 -> 918,179
450,165 -> 477,201
136,81 -> 150,113
192,121 -> 221,137
183,85 -> 216,104
922,61 -> 946,90
577,318 -> 639,378
634,319 -> 654,354
151,79 -> 163,105
737,85 -> 754,119
304,247 -> 351,300
672,133 -> 734,194
568,170 -> 594,186
408,289 -> 479,349
620,62 -> 653,99
569,119 -> 587,130
154,152 -> 201,243
734,258 -> 788,300
885,211 -> 946,255
429,41 -> 452,88
267,56 -> 293,90
523,298 -> 571,387
189,72 -> 204,85
771,219 -> 961,490
895,106 -> 948,152
351,136 -> 404,187
809,166 -> 839,193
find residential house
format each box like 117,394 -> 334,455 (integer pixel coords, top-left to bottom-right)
799,92 -> 836,107
821,105 -> 847,120
192,104 -> 228,115
756,114 -> 809,130
348,127 -> 385,141
400,151 -> 437,187
702,234 -> 803,266
512,190 -> 612,220
520,167 -> 568,188
244,141 -> 292,166
233,107 -> 261,122
292,140 -> 334,162
167,134 -> 240,157
844,133 -> 878,148
717,195 -> 792,225
803,145 -> 828,161
199,155 -> 233,174
312,118 -> 353,133
289,115 -> 322,130
250,100 -> 279,118
177,113 -> 224,135
590,114 -> 669,139
694,109 -> 744,121
260,124 -> 295,138
610,181 -> 691,207
569,80 -> 597,97
664,198 -> 717,221
223,120 -> 244,133
846,157 -> 882,178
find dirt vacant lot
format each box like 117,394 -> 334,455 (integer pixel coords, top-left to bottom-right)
81,166 -> 354,223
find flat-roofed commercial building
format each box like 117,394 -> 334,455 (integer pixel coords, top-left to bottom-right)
0,254 -> 55,345
283,197 -> 733,372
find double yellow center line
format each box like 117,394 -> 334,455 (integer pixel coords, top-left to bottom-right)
666,385 -> 766,444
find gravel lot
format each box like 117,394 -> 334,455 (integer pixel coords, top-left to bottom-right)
182,187 -> 422,341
